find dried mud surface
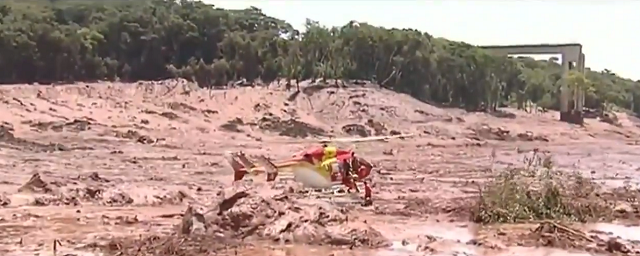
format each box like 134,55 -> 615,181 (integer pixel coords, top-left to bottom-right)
1,80 -> 640,255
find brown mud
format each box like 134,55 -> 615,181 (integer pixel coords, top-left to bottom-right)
0,80 -> 639,255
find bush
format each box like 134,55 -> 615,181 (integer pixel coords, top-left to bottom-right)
472,151 -> 615,224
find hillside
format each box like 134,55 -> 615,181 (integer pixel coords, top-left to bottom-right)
1,0 -> 639,114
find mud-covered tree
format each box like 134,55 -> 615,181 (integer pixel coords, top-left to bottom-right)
1,0 -> 639,114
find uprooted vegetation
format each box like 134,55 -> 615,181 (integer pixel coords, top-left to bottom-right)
471,151 -> 638,224
469,151 -> 640,253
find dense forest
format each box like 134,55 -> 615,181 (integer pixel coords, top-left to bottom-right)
1,0 -> 639,113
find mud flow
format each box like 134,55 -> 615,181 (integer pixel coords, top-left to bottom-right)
1,81 -> 640,255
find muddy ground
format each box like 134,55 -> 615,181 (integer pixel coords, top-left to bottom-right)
1,79 -> 640,255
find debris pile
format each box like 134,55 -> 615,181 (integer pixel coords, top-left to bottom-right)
187,191 -> 389,247
257,115 -> 326,138
105,190 -> 389,255
341,124 -> 370,137
471,124 -> 548,142
516,221 -> 636,254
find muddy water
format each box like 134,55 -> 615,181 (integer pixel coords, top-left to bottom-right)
590,223 -> 640,242
365,216 -> 480,255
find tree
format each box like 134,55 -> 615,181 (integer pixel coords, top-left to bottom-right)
0,0 -> 639,115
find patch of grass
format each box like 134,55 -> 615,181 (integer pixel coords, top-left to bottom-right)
472,151 -> 616,224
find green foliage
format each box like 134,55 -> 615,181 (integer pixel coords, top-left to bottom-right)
1,0 -> 640,113
472,152 -> 614,224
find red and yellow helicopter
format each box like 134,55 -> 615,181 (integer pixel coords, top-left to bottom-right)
224,134 -> 413,204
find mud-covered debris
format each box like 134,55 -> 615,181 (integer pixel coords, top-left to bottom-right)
189,190 -> 389,248
72,172 -> 111,183
114,129 -> 156,144
160,111 -> 180,120
253,103 -> 270,112
167,102 -> 197,112
605,238 -> 630,253
88,172 -> 110,183
472,125 -> 549,142
0,121 -> 14,132
472,124 -> 512,141
137,135 -> 156,144
613,202 -> 633,214
102,189 -> 134,206
416,241 -> 438,253
115,129 -> 142,140
366,119 -> 387,135
217,191 -> 250,214
341,124 -> 369,137
515,221 -> 597,250
29,121 -> 64,132
326,222 -> 390,248
114,215 -> 140,225
181,205 -> 207,235
66,186 -> 104,201
516,131 -> 549,142
65,119 -> 92,132
18,173 -> 54,194
202,109 -> 219,116
84,187 -> 103,199
220,118 -> 245,133
257,116 -> 326,138
33,194 -> 80,206
154,190 -> 190,205
141,109 -> 158,115
28,119 -> 92,132
0,193 -> 11,207
102,233 -> 245,256
600,112 -> 621,127
0,125 -> 15,141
